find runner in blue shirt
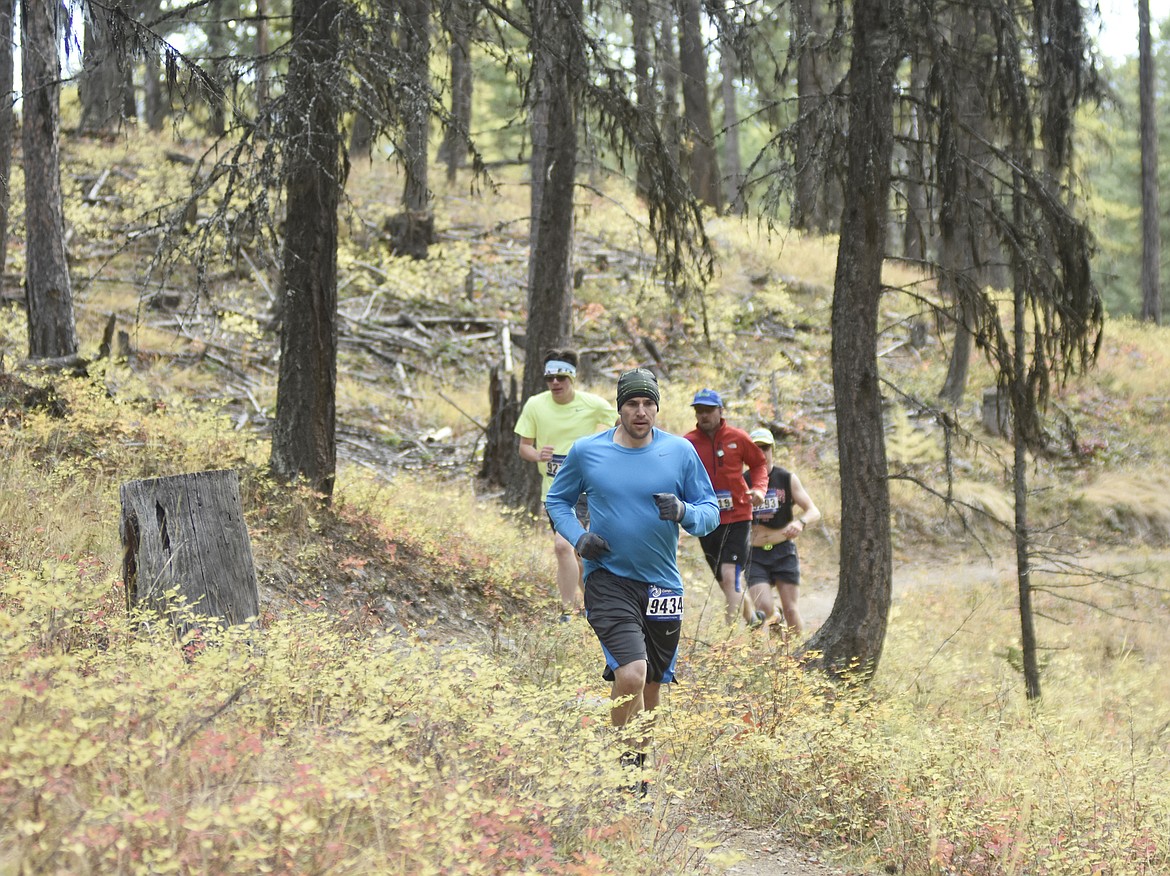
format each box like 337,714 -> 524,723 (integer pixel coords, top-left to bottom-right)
547,368 -> 718,790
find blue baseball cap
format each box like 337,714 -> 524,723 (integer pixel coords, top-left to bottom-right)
691,388 -> 724,408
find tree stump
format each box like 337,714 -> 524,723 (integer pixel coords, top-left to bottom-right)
383,209 -> 435,260
480,364 -> 520,489
120,469 -> 259,631
981,387 -> 1008,438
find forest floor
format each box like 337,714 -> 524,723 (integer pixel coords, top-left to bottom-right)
684,573 -> 865,876
683,549 -> 1063,876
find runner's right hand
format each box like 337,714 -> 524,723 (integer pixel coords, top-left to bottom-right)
575,532 -> 611,560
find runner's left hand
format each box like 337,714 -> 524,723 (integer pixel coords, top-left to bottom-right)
652,493 -> 685,522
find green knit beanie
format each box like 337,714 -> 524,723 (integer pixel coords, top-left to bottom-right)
616,368 -> 660,408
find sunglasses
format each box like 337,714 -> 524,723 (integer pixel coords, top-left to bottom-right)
544,374 -> 571,382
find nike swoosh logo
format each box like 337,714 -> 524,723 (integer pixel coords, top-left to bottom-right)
663,626 -> 680,635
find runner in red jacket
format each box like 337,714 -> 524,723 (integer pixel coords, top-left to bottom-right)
683,389 -> 769,624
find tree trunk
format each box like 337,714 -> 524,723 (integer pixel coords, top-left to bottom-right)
143,51 -> 165,130
980,386 -> 1007,437
1010,231 -> 1041,700
1139,0 -> 1161,324
254,0 -> 270,113
791,0 -> 838,233
481,364 -> 520,488
401,0 -> 431,213
438,0 -> 474,182
141,0 -> 166,133
270,0 -> 342,500
349,112 -> 373,159
658,2 -> 681,172
937,4 -> 996,405
676,0 -> 721,210
524,0 -> 579,392
938,300 -> 973,404
206,0 -> 228,137
720,32 -> 744,213
22,0 -> 78,362
508,0 -> 581,511
121,61 -> 136,122
357,0 -> 441,242
804,0 -> 902,679
0,0 -> 14,297
935,20 -> 975,405
791,0 -> 816,230
630,0 -> 654,199
899,57 -> 928,261
1013,416 -> 1041,699
120,469 -> 260,632
79,10 -> 126,135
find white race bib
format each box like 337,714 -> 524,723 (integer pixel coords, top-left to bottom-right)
646,591 -> 683,620
754,489 -> 779,520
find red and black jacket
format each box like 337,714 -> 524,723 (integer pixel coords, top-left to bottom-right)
684,420 -> 768,524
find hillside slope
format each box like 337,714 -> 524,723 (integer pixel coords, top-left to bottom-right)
4,131 -> 1170,875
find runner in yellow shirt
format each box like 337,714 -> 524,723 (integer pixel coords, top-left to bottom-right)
515,349 -> 619,620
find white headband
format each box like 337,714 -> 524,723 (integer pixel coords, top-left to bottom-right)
544,359 -> 576,377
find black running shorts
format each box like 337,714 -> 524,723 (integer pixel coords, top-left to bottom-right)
746,540 -> 800,587
699,520 -> 751,579
584,568 -> 682,684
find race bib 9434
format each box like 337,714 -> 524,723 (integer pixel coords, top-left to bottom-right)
646,586 -> 683,620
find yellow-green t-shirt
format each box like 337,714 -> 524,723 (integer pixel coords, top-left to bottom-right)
514,390 -> 618,498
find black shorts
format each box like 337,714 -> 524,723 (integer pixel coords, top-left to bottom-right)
699,521 -> 751,579
746,540 -> 800,586
584,568 -> 682,684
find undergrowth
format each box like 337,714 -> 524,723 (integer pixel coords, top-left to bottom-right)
4,370 -> 1170,873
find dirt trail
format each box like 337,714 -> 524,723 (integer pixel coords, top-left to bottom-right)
669,546 -> 1170,873
713,822 -> 866,876
693,556 -> 998,876
682,571 -> 880,876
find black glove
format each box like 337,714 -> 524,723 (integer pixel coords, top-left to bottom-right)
653,492 -> 685,522
575,532 -> 611,560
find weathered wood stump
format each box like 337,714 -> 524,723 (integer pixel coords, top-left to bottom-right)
480,364 -> 520,488
982,387 -> 1008,438
383,209 -> 435,259
120,469 -> 259,631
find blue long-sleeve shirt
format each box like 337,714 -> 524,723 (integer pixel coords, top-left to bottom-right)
546,427 -> 719,594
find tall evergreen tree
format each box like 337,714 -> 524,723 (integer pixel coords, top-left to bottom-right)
270,0 -> 343,498
437,0 -> 476,182
80,4 -> 131,134
629,0 -> 655,199
400,0 -> 431,213
0,0 -> 14,295
800,0 -> 1102,679
1139,0 -> 1161,324
676,0 -> 721,209
503,0 -> 584,511
790,0 -> 843,233
22,0 -> 78,362
936,4 -> 996,405
809,0 -> 902,678
720,25 -> 745,213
